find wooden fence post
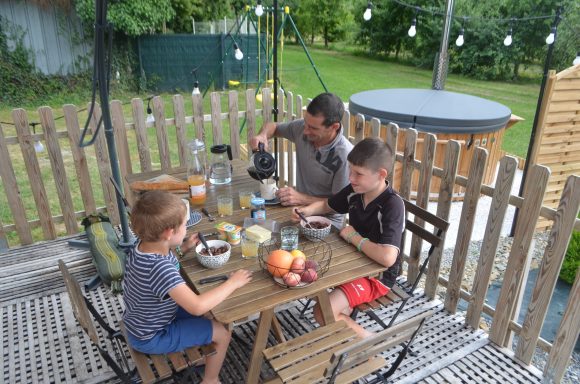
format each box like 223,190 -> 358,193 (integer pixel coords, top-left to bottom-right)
228,91 -> 240,160
466,156 -> 517,328
210,92 -> 223,145
131,98 -> 152,173
444,147 -> 487,313
489,165 -> 551,347
516,175 -> 580,364
172,94 -> 188,167
151,96 -> 171,171
424,140 -> 460,299
13,108 -> 56,240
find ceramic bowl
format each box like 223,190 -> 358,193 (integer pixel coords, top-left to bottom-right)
195,240 -> 231,269
300,216 -> 332,240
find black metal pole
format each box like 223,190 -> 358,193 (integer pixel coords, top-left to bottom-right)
510,7 -> 562,237
95,0 -> 133,246
273,0 -> 279,182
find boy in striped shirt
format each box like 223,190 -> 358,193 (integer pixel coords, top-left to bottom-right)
123,191 -> 252,384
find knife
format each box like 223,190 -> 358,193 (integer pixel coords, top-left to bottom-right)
201,208 -> 216,222
198,275 -> 228,284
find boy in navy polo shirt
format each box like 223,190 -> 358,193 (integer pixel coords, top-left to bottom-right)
123,191 -> 252,384
293,137 -> 405,338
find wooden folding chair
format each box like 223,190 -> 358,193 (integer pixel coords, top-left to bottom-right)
352,199 -> 449,329
59,260 -> 215,384
263,309 -> 435,384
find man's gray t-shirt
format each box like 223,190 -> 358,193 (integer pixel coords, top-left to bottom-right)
276,119 -> 353,228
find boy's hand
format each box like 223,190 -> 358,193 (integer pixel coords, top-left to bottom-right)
339,225 -> 357,243
181,233 -> 199,253
228,269 -> 253,288
292,207 -> 308,223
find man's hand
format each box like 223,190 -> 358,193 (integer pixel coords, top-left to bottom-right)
249,133 -> 269,152
276,187 -> 310,206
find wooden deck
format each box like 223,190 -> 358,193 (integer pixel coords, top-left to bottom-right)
1,235 -> 546,384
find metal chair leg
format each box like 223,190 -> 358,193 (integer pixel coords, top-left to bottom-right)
298,298 -> 313,318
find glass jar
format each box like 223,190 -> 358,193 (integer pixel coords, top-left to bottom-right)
250,198 -> 266,220
187,139 -> 206,206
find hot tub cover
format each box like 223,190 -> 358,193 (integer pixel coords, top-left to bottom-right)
349,89 -> 512,134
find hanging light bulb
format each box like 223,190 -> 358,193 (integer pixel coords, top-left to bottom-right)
34,140 -> 44,153
545,27 -> 556,45
573,52 -> 580,66
234,43 -> 244,60
192,81 -> 200,95
255,1 -> 264,17
146,105 -> 155,124
503,28 -> 513,47
408,18 -> 417,37
363,2 -> 372,21
456,28 -> 464,47
31,124 -> 44,153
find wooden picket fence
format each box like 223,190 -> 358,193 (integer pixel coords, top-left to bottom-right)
0,88 -> 579,381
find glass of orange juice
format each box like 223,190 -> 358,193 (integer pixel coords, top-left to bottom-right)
241,231 -> 259,259
217,195 -> 233,217
239,190 -> 254,210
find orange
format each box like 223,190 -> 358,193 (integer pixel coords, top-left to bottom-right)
267,249 -> 294,278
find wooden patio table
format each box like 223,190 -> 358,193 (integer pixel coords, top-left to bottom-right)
127,160 -> 386,383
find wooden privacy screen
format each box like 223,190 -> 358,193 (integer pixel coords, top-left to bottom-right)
530,65 -> 580,229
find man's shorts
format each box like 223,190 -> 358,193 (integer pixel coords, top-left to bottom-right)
127,307 -> 213,354
337,277 -> 390,308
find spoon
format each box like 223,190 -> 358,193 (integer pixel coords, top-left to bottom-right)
201,208 -> 216,222
198,232 -> 213,256
294,209 -> 313,229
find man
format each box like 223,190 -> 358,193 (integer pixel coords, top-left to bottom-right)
250,92 -> 353,228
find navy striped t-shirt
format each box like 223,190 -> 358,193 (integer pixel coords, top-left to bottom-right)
122,244 -> 185,340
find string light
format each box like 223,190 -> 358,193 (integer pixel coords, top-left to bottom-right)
192,81 -> 200,95
32,124 -> 44,153
408,17 -> 417,37
545,26 -> 556,45
503,27 -> 513,47
146,98 -> 154,124
255,1 -> 264,17
573,52 -> 580,66
234,43 -> 244,60
456,28 -> 464,47
363,2 -> 372,21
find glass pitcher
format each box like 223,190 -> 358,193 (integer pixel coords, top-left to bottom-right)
209,144 -> 233,185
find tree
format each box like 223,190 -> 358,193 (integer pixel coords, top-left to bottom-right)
289,0 -> 351,47
74,0 -> 175,36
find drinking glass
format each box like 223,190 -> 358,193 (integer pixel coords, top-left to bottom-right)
239,190 -> 254,210
217,195 -> 233,217
241,231 -> 259,259
280,226 -> 299,251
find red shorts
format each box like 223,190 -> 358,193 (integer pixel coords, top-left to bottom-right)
337,277 -> 390,308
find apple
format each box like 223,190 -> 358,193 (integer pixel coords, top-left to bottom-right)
283,272 -> 301,287
290,257 -> 305,274
304,259 -> 318,270
301,268 -> 318,283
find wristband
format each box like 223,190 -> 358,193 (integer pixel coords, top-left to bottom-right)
345,231 -> 359,244
357,238 -> 369,252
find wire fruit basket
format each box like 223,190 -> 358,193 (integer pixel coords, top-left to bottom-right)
258,237 -> 331,289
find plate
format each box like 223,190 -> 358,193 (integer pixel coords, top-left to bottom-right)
187,210 -> 202,228
255,191 -> 281,205
273,276 -> 313,289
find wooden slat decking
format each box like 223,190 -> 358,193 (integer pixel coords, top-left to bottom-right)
1,238 -> 549,384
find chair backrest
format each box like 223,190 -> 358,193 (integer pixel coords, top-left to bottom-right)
58,259 -> 100,345
324,309 -> 435,383
402,198 -> 449,290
